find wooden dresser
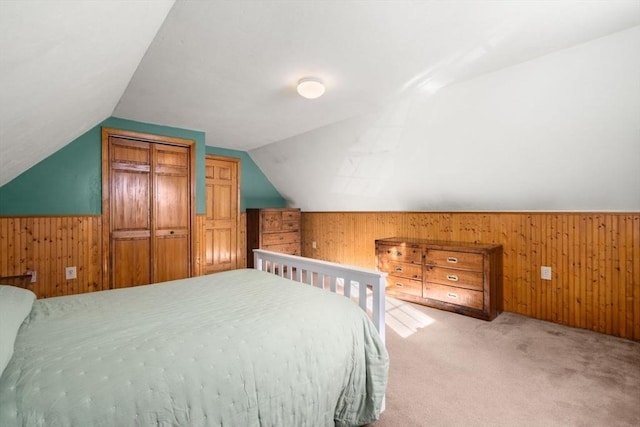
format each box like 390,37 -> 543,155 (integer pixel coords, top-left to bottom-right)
246,208 -> 301,268
376,238 -> 503,320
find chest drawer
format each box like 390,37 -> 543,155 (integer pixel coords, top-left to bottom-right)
262,231 -> 299,245
378,259 -> 422,280
424,266 -> 483,291
261,211 -> 283,232
282,210 -> 300,222
423,282 -> 483,310
377,244 -> 422,264
281,219 -> 299,231
426,249 -> 483,271
263,242 -> 300,256
385,276 -> 423,298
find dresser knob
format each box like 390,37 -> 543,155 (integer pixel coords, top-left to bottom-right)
394,266 -> 403,272
446,274 -> 459,282
447,292 -> 458,299
446,257 -> 458,264
395,282 -> 404,287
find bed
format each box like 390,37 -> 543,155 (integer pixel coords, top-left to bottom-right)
0,251 -> 388,427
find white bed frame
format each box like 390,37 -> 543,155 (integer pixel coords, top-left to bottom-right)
253,249 -> 387,343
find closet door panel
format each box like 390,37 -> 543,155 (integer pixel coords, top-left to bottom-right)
111,139 -> 150,163
109,138 -> 152,289
155,235 -> 189,282
153,144 -> 191,282
155,174 -> 189,229
112,171 -> 150,230
112,238 -> 151,288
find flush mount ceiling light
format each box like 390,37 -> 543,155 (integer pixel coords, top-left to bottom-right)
296,77 -> 325,99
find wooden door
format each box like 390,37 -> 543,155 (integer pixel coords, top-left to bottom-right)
154,144 -> 190,282
103,128 -> 195,289
203,156 -> 239,274
109,138 -> 152,288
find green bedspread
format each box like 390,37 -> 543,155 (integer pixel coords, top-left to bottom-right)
0,269 -> 388,427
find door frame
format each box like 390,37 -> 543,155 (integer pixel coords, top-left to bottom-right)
101,127 -> 197,289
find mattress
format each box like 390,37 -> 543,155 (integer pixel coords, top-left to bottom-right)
0,269 -> 388,426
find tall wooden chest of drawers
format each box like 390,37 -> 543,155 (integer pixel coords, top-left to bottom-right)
246,208 -> 301,268
376,238 -> 503,320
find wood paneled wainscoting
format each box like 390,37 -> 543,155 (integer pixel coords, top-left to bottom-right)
1,213 -> 248,298
301,212 -> 640,341
0,216 -> 102,298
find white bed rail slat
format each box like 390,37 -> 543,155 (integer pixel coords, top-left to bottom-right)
254,249 -> 387,343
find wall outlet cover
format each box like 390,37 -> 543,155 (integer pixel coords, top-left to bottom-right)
65,266 -> 77,280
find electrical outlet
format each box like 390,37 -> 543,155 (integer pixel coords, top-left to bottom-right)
65,266 -> 77,280
312,241 -> 317,249
541,266 -> 552,281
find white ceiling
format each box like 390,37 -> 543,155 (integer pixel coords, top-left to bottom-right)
1,0 -> 639,189
251,24 -> 640,211
115,0 -> 640,150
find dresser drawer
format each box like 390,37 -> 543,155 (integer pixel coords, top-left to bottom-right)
386,276 -> 422,298
262,210 -> 299,232
282,210 -> 300,221
377,244 -> 422,264
426,249 -> 483,271
378,259 -> 422,280
261,211 -> 283,232
423,282 -> 483,310
424,266 -> 483,291
262,232 -> 299,245
281,219 -> 299,231
263,242 -> 300,256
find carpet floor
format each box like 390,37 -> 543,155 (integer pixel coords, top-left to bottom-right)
372,299 -> 640,427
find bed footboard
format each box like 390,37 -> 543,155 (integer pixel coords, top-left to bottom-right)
253,249 -> 387,343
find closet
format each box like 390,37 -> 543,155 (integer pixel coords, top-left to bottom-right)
102,128 -> 195,289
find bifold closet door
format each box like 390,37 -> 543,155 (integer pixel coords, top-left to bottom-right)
108,137 -> 191,289
153,144 -> 190,282
110,138 -> 152,288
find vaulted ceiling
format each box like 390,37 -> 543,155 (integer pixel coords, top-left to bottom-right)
1,1 -> 639,210
115,0 -> 640,151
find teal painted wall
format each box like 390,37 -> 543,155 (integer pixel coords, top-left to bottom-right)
0,123 -> 104,215
0,118 -> 205,215
0,117 -> 284,215
206,147 -> 286,211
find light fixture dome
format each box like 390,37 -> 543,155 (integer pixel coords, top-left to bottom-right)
297,77 -> 325,99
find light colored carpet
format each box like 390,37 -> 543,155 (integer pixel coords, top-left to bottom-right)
372,300 -> 640,427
